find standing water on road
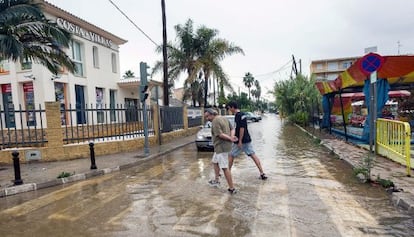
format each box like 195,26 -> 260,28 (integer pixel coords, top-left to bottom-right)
0,114 -> 413,237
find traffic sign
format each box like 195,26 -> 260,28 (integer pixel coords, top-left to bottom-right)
359,53 -> 384,75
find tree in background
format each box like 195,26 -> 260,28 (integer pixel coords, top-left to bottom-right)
183,72 -> 204,106
227,92 -> 250,110
153,19 -> 243,107
153,19 -> 200,103
251,79 -> 262,109
243,72 -> 254,101
272,74 -> 320,125
123,70 -> 135,79
217,80 -> 227,107
0,0 -> 75,75
196,26 -> 243,106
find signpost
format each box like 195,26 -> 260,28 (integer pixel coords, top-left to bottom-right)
360,53 -> 384,155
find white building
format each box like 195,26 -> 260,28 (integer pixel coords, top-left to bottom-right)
0,0 -> 154,127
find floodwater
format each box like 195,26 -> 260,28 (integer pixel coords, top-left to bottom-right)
0,114 -> 413,237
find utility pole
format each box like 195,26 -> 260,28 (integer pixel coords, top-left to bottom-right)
140,62 -> 150,156
161,0 -> 169,106
291,55 -> 298,78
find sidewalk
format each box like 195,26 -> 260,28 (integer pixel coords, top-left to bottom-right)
302,126 -> 414,215
0,135 -> 195,197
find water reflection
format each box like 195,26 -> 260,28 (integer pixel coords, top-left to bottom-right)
0,114 -> 413,236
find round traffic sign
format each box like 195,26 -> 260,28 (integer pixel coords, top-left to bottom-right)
359,53 -> 384,75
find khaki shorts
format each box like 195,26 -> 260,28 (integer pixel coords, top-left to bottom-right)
211,152 -> 229,169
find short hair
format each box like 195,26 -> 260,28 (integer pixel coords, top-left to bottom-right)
205,108 -> 218,115
227,101 -> 239,109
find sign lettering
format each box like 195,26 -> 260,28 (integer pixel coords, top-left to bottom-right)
56,18 -> 113,48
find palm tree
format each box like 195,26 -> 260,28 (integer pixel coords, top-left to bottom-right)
254,80 -> 261,102
0,0 -> 75,74
272,74 -> 320,122
123,70 -> 135,79
153,19 -> 202,104
243,72 -> 254,100
196,26 -> 243,107
183,73 -> 204,106
154,19 -> 243,107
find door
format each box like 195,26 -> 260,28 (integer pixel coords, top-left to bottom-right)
125,98 -> 138,122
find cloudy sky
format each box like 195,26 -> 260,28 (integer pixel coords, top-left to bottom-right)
47,0 -> 414,98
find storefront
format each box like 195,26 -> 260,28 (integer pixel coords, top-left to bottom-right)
0,0 -> 133,128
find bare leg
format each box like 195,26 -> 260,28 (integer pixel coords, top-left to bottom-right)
249,154 -> 264,174
228,155 -> 234,170
213,162 -> 220,180
222,168 -> 234,189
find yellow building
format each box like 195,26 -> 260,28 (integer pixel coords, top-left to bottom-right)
310,56 -> 360,81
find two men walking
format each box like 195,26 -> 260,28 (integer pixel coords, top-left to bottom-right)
204,102 -> 267,195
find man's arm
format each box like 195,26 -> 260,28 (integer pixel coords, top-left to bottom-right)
238,127 -> 245,146
219,133 -> 233,142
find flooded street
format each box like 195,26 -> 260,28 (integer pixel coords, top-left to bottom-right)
0,114 -> 413,236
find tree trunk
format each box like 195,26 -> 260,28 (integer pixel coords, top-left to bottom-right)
213,77 -> 216,107
203,70 -> 210,107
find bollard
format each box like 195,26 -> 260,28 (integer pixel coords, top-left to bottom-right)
89,142 -> 97,170
12,151 -> 23,185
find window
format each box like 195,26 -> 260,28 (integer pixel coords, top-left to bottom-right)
316,63 -> 323,70
96,87 -> 104,123
327,62 -> 338,71
72,41 -> 84,77
111,53 -> 117,73
20,57 -> 32,70
92,46 -> 99,68
0,60 -> 10,74
23,82 -> 36,126
327,73 -> 338,80
342,61 -> 352,69
110,90 -> 116,122
55,82 -> 67,125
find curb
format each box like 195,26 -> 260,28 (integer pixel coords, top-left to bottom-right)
296,124 -> 414,215
0,140 -> 194,198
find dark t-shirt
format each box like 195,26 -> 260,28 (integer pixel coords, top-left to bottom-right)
234,111 -> 251,144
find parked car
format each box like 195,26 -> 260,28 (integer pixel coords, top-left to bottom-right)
245,112 -> 262,122
196,115 -> 235,151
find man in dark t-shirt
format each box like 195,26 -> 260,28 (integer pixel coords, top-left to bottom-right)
227,101 -> 267,180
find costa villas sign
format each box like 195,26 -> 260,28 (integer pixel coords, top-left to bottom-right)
56,18 -> 112,47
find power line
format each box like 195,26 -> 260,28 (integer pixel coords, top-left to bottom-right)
229,59 -> 293,83
108,0 -> 159,46
254,59 -> 293,78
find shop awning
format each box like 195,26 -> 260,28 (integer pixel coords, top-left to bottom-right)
339,90 -> 411,101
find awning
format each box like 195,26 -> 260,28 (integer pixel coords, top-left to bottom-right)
339,90 -> 410,101
315,54 -> 414,95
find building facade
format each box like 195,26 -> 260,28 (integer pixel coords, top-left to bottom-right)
0,1 -> 159,128
310,56 -> 360,81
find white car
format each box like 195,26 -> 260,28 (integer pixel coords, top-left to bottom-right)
195,115 -> 235,151
245,112 -> 262,122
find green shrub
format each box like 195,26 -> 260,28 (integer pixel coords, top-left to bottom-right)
57,171 -> 73,179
